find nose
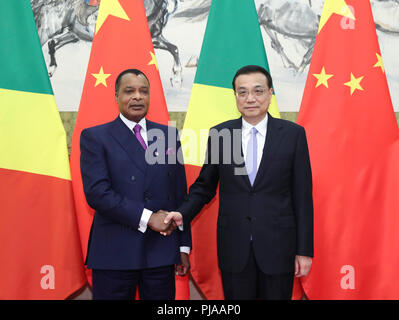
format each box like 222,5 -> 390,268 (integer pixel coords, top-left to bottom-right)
131,91 -> 143,100
246,91 -> 257,101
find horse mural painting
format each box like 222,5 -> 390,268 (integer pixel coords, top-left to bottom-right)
372,0 -> 399,34
31,0 -> 183,87
174,0 -> 320,74
145,0 -> 183,87
258,0 -> 399,74
31,0 -> 97,77
175,0 -> 399,74
257,0 -> 320,74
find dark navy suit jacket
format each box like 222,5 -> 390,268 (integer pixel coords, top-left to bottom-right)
178,114 -> 313,274
80,116 -> 191,270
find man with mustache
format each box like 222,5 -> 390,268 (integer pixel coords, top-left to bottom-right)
80,68 -> 191,300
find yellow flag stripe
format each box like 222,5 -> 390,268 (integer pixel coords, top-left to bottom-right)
268,95 -> 280,119
181,83 -> 279,166
0,88 -> 71,180
181,84 -> 239,166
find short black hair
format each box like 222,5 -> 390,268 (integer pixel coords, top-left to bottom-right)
232,65 -> 273,91
115,69 -> 150,94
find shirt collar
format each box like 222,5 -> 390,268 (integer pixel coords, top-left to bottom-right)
242,114 -> 268,137
119,113 -> 147,132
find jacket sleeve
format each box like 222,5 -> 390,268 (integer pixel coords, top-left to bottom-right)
174,129 -> 192,249
178,132 -> 220,225
292,126 -> 314,257
80,128 -> 144,229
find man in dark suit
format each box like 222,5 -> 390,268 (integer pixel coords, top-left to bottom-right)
80,68 -> 191,300
164,65 -> 313,300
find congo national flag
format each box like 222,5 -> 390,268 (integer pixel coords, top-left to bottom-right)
180,0 -> 280,299
0,1 -> 86,299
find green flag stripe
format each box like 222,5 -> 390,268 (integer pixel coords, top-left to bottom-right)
0,1 -> 53,95
194,0 -> 271,90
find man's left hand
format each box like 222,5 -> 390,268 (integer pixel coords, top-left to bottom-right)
176,253 -> 190,276
295,255 -> 312,277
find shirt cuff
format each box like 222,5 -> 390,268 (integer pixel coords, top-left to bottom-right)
180,246 -> 190,255
138,208 -> 153,233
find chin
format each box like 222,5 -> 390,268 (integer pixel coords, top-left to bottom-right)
245,112 -> 260,118
131,112 -> 147,121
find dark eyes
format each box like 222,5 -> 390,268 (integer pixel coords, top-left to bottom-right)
124,88 -> 149,95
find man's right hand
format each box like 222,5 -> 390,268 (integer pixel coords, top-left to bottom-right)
162,211 -> 183,235
147,210 -> 177,235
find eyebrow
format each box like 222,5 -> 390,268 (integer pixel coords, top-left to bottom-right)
123,85 -> 149,89
237,85 -> 265,90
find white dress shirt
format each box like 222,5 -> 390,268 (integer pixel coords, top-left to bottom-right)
119,114 -> 189,254
178,115 -> 269,241
242,114 -> 268,173
242,114 -> 268,242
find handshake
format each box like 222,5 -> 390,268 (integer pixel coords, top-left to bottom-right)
147,210 -> 183,236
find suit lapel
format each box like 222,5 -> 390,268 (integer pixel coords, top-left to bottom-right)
144,120 -> 165,186
108,117 -> 147,174
253,114 -> 284,188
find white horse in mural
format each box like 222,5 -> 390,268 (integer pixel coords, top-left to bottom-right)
174,0 -> 399,74
31,0 -> 97,76
372,0 -> 399,33
259,0 -> 399,73
257,0 -> 320,74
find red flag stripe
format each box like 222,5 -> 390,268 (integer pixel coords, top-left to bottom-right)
0,168 -> 85,299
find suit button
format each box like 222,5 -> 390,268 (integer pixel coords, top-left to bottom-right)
144,197 -> 149,202
168,171 -> 173,176
131,176 -> 135,181
246,216 -> 252,221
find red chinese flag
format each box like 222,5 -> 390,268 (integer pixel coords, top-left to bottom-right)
297,0 -> 399,299
70,0 -> 189,299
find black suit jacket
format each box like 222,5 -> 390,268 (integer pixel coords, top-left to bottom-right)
80,117 -> 191,270
178,114 -> 313,274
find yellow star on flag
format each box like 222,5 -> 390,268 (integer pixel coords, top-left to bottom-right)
148,51 -> 158,70
95,0 -> 130,35
313,66 -> 334,88
92,67 -> 111,87
344,72 -> 364,95
318,0 -> 355,33
373,53 -> 385,74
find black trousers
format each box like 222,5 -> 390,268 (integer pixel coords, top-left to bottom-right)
92,265 -> 175,300
221,245 -> 294,300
